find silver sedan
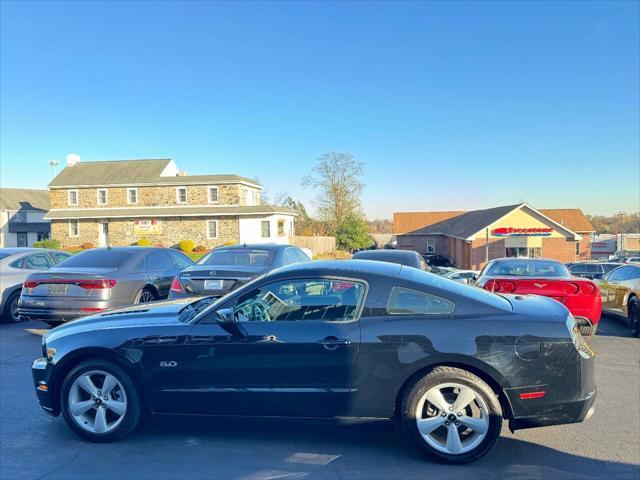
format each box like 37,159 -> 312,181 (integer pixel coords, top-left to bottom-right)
18,247 -> 193,327
0,248 -> 72,323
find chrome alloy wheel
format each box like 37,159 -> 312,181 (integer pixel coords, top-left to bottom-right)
68,370 -> 128,434
415,382 -> 490,455
139,290 -> 155,303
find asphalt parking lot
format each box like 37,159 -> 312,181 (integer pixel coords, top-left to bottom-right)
1,317 -> 638,480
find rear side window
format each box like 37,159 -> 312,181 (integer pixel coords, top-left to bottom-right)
387,286 -> 455,315
168,251 -> 194,269
25,253 -> 54,270
52,252 -> 71,265
147,250 -> 175,270
57,249 -> 133,268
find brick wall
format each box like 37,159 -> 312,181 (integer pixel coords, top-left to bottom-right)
51,216 -> 240,249
49,184 -> 256,209
471,238 -> 506,270
541,237 -> 579,263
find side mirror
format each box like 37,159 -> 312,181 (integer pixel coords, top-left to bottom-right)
216,307 -> 236,323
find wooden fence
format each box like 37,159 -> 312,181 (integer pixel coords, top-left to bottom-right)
290,236 -> 336,255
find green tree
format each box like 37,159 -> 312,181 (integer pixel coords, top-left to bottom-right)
302,152 -> 364,233
336,214 -> 373,252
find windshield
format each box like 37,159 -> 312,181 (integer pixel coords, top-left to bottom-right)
487,260 -> 569,277
56,249 -> 135,268
198,249 -> 274,266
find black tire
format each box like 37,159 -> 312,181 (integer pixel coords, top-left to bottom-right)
1,291 -> 22,324
579,324 -> 598,336
60,360 -> 141,442
136,287 -> 157,304
399,366 -> 502,464
628,298 -> 640,338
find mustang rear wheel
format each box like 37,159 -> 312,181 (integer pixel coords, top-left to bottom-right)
61,360 -> 141,442
400,366 -> 502,464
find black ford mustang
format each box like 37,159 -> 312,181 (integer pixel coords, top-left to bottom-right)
32,260 -> 596,464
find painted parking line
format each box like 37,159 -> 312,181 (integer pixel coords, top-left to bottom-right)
285,453 -> 340,465
25,328 -> 48,336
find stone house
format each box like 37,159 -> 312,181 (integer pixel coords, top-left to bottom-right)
45,157 -> 296,248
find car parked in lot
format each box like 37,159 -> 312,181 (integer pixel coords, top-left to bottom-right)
32,260 -> 595,464
168,243 -> 310,299
422,254 -> 453,268
0,248 -> 72,323
442,269 -> 477,284
476,258 -> 601,336
18,247 -> 193,326
567,262 -> 621,280
597,264 -> 640,337
352,249 -> 429,270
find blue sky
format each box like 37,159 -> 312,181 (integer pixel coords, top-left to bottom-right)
1,1 -> 638,218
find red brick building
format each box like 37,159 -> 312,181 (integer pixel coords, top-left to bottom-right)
394,204 -> 595,270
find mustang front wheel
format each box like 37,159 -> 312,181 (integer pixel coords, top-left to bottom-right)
61,360 -> 141,442
400,366 -> 502,464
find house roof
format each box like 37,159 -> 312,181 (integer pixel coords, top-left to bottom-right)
48,159 -> 261,188
45,205 -> 296,220
393,211 -> 464,234
404,204 -> 523,239
539,209 -> 595,233
0,188 -> 50,211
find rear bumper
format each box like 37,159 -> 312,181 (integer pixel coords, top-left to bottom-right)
31,357 -> 59,416
508,389 -> 596,430
18,296 -> 112,323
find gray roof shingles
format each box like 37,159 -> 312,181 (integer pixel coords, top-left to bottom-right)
48,159 -> 260,188
0,188 -> 50,211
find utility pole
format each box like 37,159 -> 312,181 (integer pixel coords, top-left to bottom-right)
48,159 -> 59,178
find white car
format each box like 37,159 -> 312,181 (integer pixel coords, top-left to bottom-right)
443,269 -> 478,284
0,248 -> 71,323
624,257 -> 640,264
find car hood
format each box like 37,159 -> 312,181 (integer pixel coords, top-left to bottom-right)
44,298 -> 198,342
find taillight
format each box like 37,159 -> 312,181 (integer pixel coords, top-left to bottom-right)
170,276 -> 184,293
484,280 -> 500,292
580,282 -> 596,295
78,279 -> 117,289
501,281 -> 517,293
564,283 -> 580,295
23,281 -> 37,289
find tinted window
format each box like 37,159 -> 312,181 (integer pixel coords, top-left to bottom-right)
169,250 -> 194,269
487,260 -> 569,277
25,253 -> 53,270
584,264 -> 599,274
284,248 -> 299,264
570,264 -> 587,274
57,249 -> 134,268
400,267 -> 512,311
9,258 -> 24,268
603,264 -> 621,273
607,267 -> 633,282
52,252 -> 71,265
387,286 -> 455,315
147,250 -> 175,270
627,267 -> 640,280
199,249 -> 274,266
233,279 -> 365,322
295,248 -> 310,262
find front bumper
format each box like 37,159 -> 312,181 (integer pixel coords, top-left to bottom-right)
31,357 -> 59,416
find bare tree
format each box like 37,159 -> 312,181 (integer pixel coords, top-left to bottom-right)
302,152 -> 364,233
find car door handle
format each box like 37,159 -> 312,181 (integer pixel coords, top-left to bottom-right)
318,337 -> 351,350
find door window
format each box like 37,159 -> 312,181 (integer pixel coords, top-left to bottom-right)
233,278 -> 366,322
25,253 -> 53,270
387,286 -> 455,315
146,250 -> 175,270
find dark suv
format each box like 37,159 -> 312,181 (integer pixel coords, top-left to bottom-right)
567,262 -> 621,280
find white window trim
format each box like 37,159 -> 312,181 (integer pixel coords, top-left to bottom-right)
261,220 -> 271,238
69,219 -> 80,237
127,188 -> 138,205
176,187 -> 188,204
206,220 -> 219,239
208,186 -> 220,204
97,189 -> 108,205
67,190 -> 79,206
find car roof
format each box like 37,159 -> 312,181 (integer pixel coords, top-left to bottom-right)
269,259 -> 402,277
353,249 -> 419,260
0,247 -> 42,255
214,243 -> 289,251
490,257 -> 562,263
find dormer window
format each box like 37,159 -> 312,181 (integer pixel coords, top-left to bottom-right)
208,186 -> 219,204
68,190 -> 79,206
176,187 -> 188,204
97,189 -> 108,205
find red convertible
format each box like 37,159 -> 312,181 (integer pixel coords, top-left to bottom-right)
476,258 -> 601,335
